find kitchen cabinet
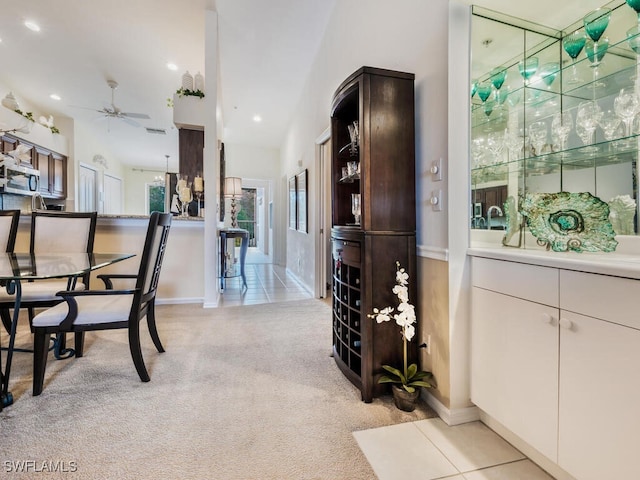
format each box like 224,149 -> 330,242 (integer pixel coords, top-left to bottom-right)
557,269 -> 640,480
471,257 -> 559,461
1,134 -> 33,167
471,254 -> 640,479
35,145 -> 66,199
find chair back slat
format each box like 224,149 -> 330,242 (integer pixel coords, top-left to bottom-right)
0,210 -> 20,253
136,212 -> 172,301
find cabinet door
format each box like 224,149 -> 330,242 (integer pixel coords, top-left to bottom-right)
51,153 -> 66,197
472,287 -> 559,461
35,147 -> 51,195
558,311 -> 640,480
1,135 -> 18,155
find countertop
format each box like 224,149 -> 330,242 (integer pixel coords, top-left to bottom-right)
468,246 -> 640,280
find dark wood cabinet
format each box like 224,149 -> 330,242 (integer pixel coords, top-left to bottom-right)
330,67 -> 417,402
1,134 -> 66,199
51,153 -> 66,198
34,145 -> 67,199
178,128 -> 204,183
1,134 -> 33,167
471,185 -> 507,219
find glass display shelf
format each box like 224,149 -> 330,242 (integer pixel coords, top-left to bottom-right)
339,172 -> 360,183
472,133 -> 640,176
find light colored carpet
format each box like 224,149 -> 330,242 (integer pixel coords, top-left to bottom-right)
1,299 -> 436,479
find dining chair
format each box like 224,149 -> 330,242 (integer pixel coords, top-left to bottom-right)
0,210 -> 21,332
0,211 -> 97,355
31,212 -> 172,395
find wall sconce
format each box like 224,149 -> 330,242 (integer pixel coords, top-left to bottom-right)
224,177 -> 243,228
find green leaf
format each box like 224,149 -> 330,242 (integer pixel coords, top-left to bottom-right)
403,385 -> 416,393
407,380 -> 433,388
406,363 -> 417,379
381,365 -> 406,383
411,371 -> 434,380
378,375 -> 400,384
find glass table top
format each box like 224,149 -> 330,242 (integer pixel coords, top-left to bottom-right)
0,252 -> 135,281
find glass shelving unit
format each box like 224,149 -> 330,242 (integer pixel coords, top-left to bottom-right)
470,0 -> 640,239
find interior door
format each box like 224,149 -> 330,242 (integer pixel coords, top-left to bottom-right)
78,164 -> 97,212
103,173 -> 123,214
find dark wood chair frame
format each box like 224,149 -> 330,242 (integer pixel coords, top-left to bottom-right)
0,211 -> 98,357
32,212 -> 172,395
0,209 -> 20,253
0,210 -> 21,332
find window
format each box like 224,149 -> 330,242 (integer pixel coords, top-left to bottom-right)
146,183 -> 165,214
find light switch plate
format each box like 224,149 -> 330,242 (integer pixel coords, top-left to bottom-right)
430,158 -> 443,181
430,190 -> 442,211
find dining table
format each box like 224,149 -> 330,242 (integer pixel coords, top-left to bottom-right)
0,251 -> 134,409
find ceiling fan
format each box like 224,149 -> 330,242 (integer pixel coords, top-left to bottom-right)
79,80 -> 151,128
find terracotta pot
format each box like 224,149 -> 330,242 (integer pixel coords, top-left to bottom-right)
392,385 -> 419,412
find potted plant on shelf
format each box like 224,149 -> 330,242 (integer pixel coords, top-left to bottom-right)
368,261 -> 435,412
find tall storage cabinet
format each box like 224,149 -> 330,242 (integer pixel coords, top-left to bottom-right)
330,67 -> 416,402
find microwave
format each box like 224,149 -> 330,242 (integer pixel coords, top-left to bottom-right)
0,161 -> 40,195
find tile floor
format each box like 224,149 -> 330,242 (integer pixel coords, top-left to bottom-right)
354,418 -> 555,480
217,247 -> 313,307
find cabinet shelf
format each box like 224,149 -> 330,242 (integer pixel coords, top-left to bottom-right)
338,142 -> 359,156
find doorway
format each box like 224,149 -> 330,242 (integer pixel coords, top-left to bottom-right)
315,128 -> 332,298
240,178 -> 272,263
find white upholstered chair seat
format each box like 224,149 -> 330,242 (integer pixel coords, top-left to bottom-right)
0,280 -> 86,303
32,294 -> 133,327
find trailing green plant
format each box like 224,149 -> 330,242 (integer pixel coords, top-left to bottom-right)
368,261 -> 435,394
175,87 -> 205,99
14,109 -> 34,122
49,125 -> 60,134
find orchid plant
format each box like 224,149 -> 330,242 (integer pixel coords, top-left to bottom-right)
368,261 -> 434,394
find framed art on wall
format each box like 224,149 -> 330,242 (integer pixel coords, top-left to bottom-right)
296,169 -> 307,233
288,175 -> 297,230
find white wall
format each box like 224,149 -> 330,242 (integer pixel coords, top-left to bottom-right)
280,0 -> 450,288
224,142 -> 283,263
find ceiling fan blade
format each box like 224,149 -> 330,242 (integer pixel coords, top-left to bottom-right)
69,105 -> 104,113
118,116 -> 142,128
121,112 -> 150,119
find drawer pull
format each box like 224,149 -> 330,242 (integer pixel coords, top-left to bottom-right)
542,313 -> 555,325
559,318 -> 573,330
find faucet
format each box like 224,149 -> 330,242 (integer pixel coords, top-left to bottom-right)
31,192 -> 46,211
487,205 -> 503,230
472,216 -> 486,229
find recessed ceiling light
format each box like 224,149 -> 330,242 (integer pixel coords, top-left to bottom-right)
167,62 -> 178,71
253,115 -> 262,122
24,21 -> 41,32
50,94 -> 61,101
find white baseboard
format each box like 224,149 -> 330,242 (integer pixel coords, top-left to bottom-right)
285,268 -> 314,295
156,297 -> 205,306
422,390 -> 480,425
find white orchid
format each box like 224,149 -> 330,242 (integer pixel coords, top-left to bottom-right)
372,306 -> 394,323
367,261 -> 434,394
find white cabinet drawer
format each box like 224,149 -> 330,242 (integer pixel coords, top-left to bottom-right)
560,270 -> 640,330
471,257 -> 559,307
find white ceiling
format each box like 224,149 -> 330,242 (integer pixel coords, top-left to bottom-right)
0,0 -> 612,171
